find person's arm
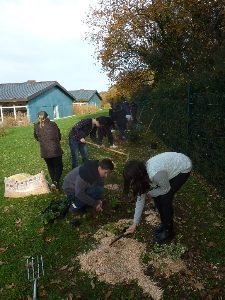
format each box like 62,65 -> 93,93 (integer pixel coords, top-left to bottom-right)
75,177 -> 100,207
148,170 -> 171,198
52,122 -> 61,140
126,193 -> 146,234
90,126 -> 99,144
56,124 -> 61,140
72,119 -> 90,141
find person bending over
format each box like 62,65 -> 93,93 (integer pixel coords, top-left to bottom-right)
123,152 -> 192,244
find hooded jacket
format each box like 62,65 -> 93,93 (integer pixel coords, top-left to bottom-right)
62,160 -> 104,207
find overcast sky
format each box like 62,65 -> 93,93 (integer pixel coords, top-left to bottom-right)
0,0 -> 110,92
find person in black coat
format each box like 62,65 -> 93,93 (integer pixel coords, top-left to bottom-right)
34,111 -> 63,190
111,102 -> 127,141
69,118 -> 106,168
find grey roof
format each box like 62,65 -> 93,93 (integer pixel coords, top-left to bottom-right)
0,81 -> 75,102
69,89 -> 102,102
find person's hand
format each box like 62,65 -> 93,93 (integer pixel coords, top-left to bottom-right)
95,200 -> 103,212
80,138 -> 86,143
125,223 -> 137,234
146,192 -> 152,201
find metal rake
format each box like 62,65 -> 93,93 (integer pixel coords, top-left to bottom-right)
26,256 -> 44,300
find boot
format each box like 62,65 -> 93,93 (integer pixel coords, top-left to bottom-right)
153,223 -> 175,244
153,224 -> 165,236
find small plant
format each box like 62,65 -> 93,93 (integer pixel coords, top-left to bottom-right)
142,236 -> 187,265
152,236 -> 187,261
41,199 -> 69,225
126,123 -> 144,143
109,196 -> 121,209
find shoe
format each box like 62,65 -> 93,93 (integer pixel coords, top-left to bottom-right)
110,144 -> 118,149
50,181 -> 60,193
50,183 -> 57,192
70,219 -> 81,227
153,229 -> 175,244
153,224 -> 165,236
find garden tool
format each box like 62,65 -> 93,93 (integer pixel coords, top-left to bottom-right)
86,141 -> 127,156
109,227 -> 130,246
26,256 -> 44,300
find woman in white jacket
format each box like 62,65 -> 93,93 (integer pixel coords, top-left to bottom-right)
123,152 -> 192,244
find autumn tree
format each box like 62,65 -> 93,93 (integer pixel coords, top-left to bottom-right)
85,0 -> 224,86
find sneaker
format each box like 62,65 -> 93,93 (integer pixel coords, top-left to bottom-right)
110,144 -> 118,149
50,183 -> 57,192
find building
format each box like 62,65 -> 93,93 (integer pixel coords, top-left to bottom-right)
0,80 -> 75,123
69,89 -> 102,107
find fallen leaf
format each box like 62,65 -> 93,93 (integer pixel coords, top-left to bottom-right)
50,279 -> 62,284
38,227 -> 45,234
5,283 -> 16,289
91,280 -> 95,289
207,241 -> 217,248
67,293 -> 73,300
15,218 -> 22,227
39,289 -> 48,297
193,281 -> 204,290
60,265 -> 68,271
0,247 -> 7,253
45,236 -> 56,243
104,290 -> 112,300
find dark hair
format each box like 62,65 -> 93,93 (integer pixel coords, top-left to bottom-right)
96,116 -> 114,127
123,160 -> 150,196
99,158 -> 114,170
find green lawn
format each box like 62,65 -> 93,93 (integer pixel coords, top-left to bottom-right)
0,111 -> 224,299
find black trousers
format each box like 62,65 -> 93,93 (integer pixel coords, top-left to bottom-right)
98,127 -> 114,146
153,172 -> 191,228
44,156 -> 63,187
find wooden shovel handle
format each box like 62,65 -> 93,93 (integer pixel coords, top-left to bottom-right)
86,141 -> 127,156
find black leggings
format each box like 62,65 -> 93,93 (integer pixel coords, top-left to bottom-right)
153,172 -> 191,228
44,156 -> 63,186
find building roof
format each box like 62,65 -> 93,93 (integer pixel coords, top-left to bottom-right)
0,81 -> 75,102
69,89 -> 102,102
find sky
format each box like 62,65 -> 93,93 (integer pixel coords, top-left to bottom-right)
0,0 -> 110,92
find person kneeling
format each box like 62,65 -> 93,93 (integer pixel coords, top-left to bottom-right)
60,159 -> 114,223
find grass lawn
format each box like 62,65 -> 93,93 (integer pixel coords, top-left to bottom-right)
0,111 -> 224,299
